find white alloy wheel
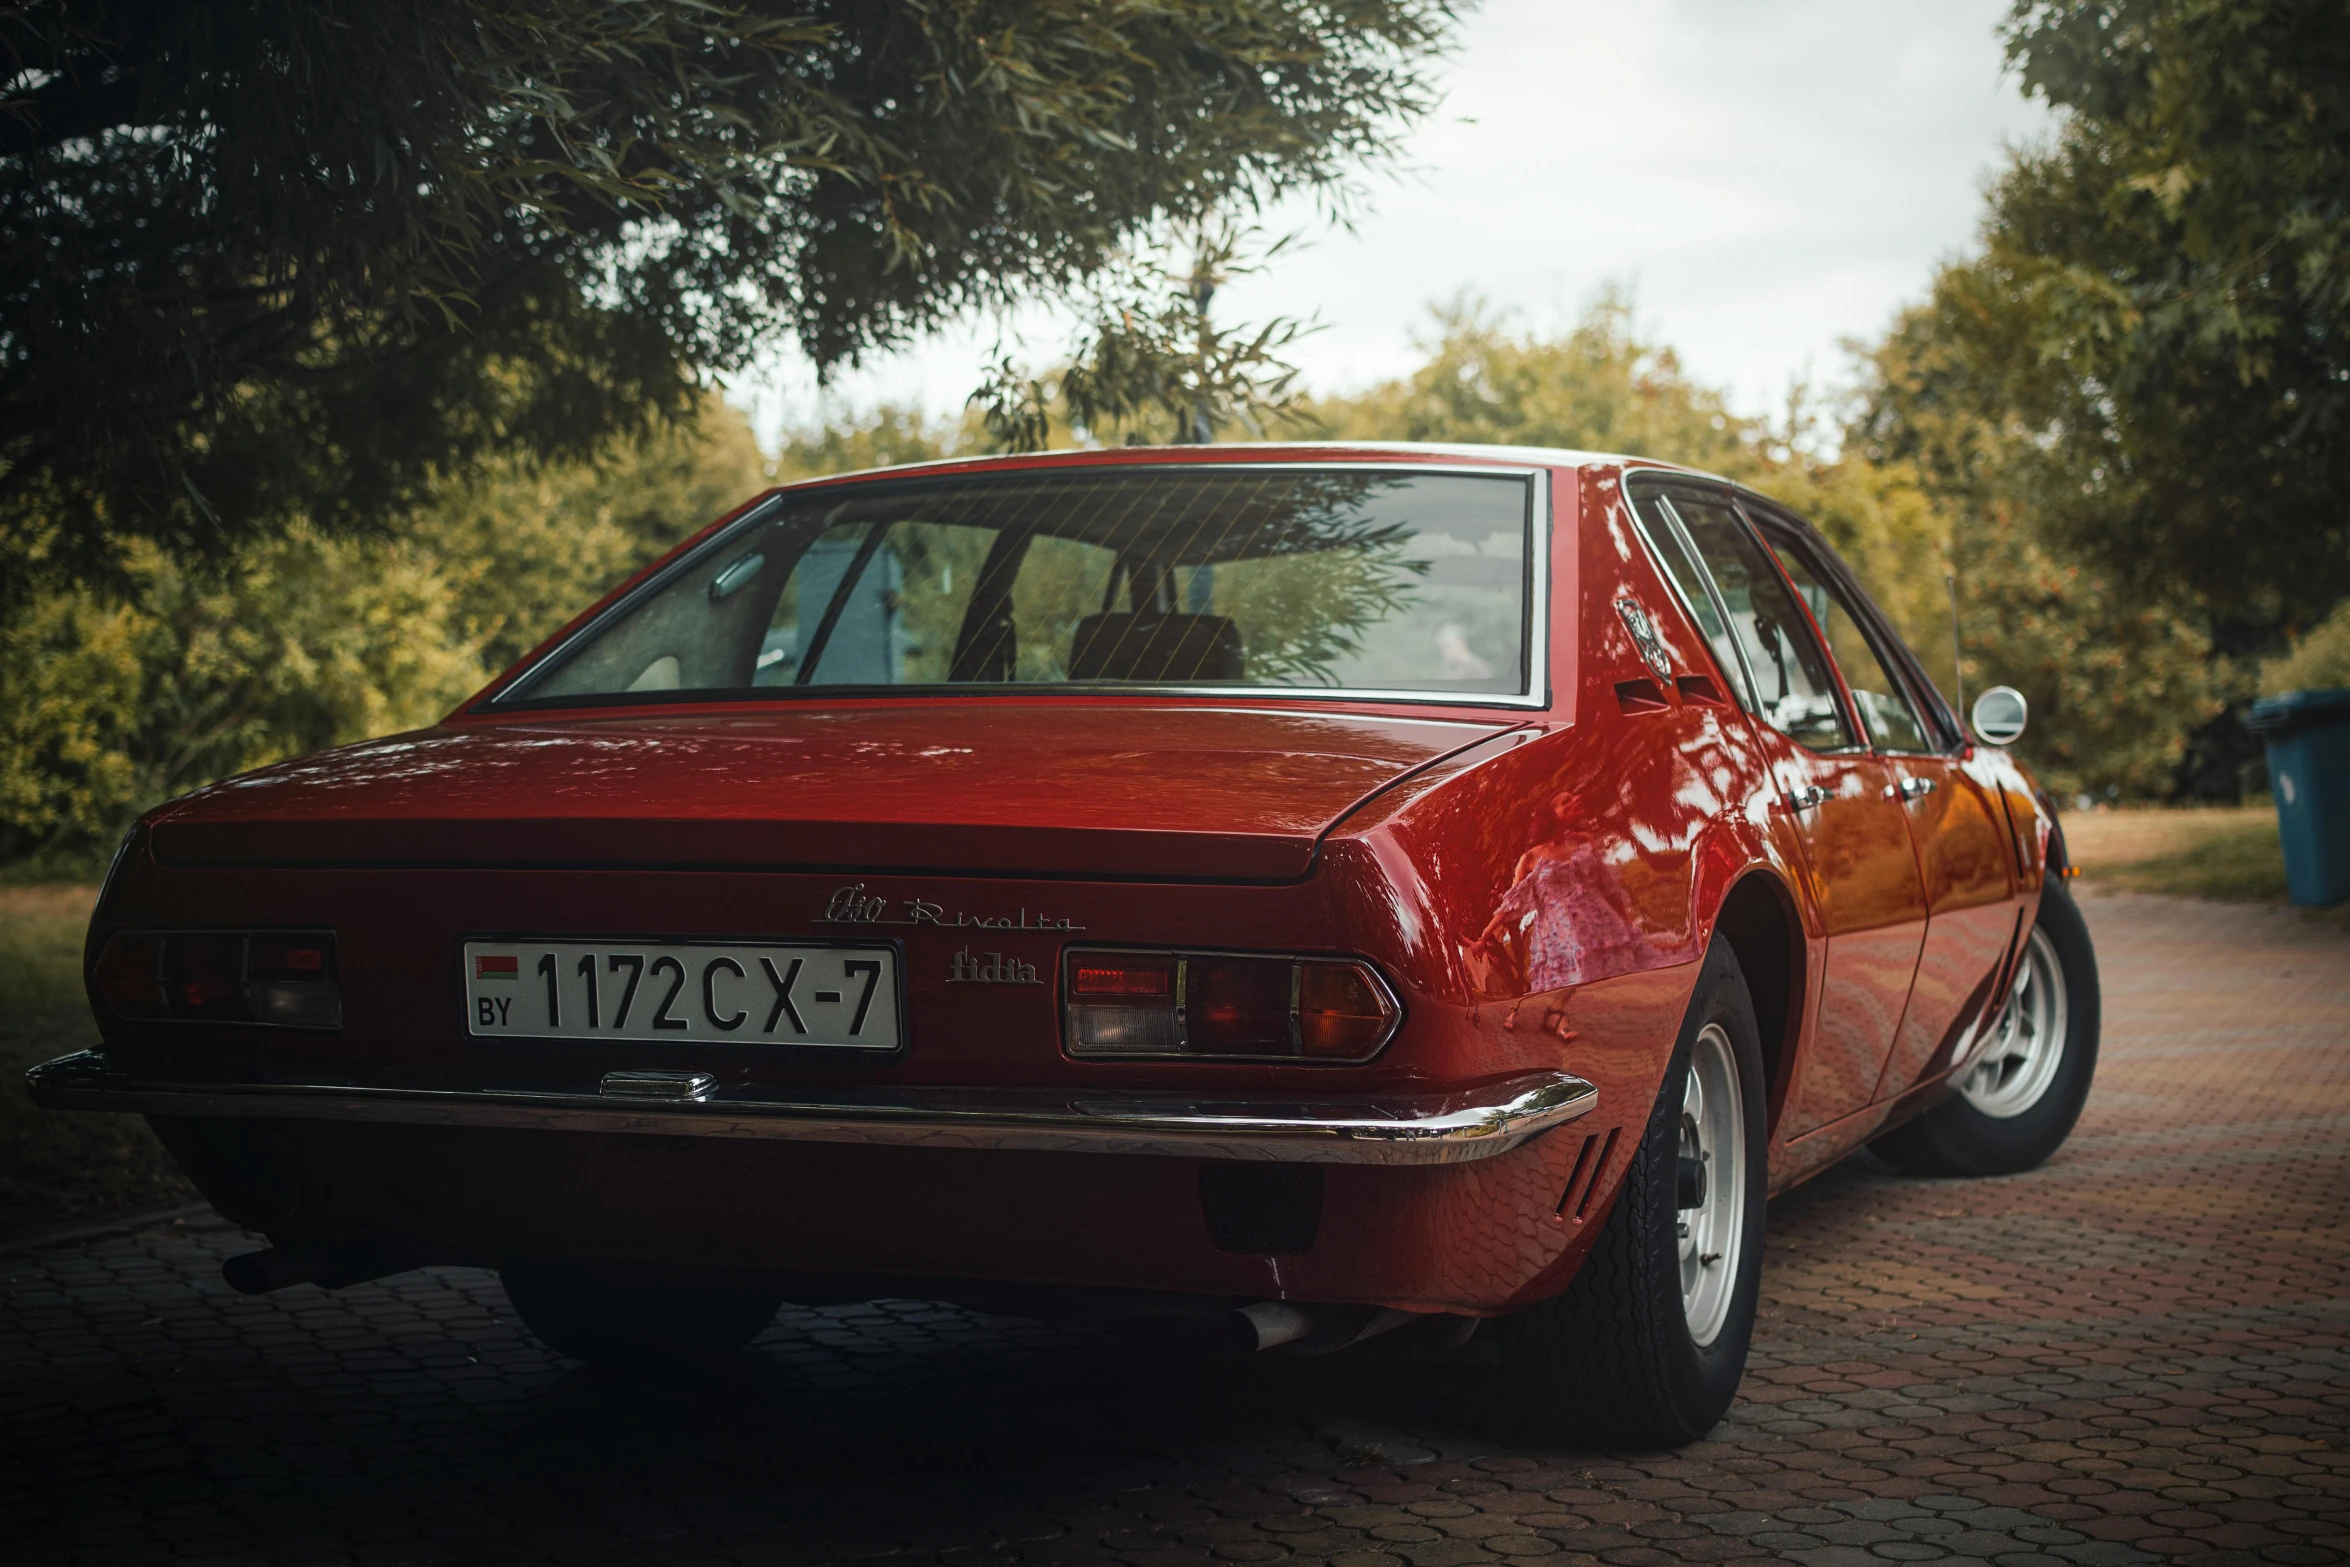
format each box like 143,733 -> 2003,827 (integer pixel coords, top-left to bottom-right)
1677,1022 -> 1747,1347
1958,925 -> 2070,1119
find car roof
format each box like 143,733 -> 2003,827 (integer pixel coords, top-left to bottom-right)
755,440 -> 1735,493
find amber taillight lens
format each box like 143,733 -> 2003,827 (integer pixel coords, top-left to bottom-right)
91,930 -> 340,1031
1063,949 -> 1399,1062
1296,961 -> 1397,1059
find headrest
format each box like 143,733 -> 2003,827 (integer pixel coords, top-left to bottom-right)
1068,613 -> 1243,683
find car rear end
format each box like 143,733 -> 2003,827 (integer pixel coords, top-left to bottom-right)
35,450 -> 1630,1322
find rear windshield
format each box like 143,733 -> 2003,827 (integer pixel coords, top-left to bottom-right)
501,466 -> 1537,705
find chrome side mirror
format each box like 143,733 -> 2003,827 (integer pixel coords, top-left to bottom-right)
1970,685 -> 2028,746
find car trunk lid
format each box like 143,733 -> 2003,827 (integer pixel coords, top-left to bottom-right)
149,704 -> 1516,882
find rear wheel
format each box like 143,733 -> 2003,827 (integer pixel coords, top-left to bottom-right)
1873,880 -> 2100,1177
500,1262 -> 785,1363
1495,940 -> 1768,1447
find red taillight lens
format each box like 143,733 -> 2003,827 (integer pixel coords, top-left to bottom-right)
1063,949 -> 1397,1062
1185,957 -> 1293,1054
164,936 -> 244,1019
1072,958 -> 1174,997
91,930 -> 340,1031
247,938 -> 328,981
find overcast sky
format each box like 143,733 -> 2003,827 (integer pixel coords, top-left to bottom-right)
731,0 -> 2054,447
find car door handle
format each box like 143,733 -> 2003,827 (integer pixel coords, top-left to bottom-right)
1887,776 -> 1937,802
1778,784 -> 1832,813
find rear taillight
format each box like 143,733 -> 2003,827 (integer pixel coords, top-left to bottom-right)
91,930 -> 340,1031
1064,949 -> 1399,1062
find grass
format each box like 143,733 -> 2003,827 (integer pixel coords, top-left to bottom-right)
2061,804 -> 2348,917
0,885 -> 195,1238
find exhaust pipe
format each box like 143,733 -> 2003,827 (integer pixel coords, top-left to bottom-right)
1234,1301 -> 1316,1350
221,1246 -> 413,1296
1231,1301 -> 1425,1354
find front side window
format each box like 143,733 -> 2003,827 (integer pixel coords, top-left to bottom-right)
1655,493 -> 1854,753
508,468 -> 1536,704
1768,541 -> 1934,753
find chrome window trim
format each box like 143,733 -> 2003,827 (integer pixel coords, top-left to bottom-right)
486,461 -> 1556,714
1655,493 -> 1764,710
1620,476 -> 1762,711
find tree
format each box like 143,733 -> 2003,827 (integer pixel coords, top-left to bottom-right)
1898,0 -> 2350,636
0,0 -> 1456,592
971,221 -> 1318,451
0,393 -> 768,869
2259,600 -> 2350,696
771,406 -> 973,484
1310,289 -> 1757,472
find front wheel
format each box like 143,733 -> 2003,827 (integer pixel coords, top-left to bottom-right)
500,1262 -> 785,1363
1495,939 -> 1768,1447
1873,879 -> 2101,1177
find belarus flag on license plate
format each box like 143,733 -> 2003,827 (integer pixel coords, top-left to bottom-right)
474,954 -> 519,981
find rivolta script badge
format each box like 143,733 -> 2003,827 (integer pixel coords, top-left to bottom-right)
947,948 -> 1041,985
817,882 -> 1086,934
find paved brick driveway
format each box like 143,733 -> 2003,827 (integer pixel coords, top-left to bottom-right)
3,892 -> 2344,1567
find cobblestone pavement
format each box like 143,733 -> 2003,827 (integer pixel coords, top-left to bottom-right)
4,892 -> 2345,1567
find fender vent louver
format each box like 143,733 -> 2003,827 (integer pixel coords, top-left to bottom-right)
1557,1127 -> 1621,1221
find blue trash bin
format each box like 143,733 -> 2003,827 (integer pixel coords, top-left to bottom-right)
2246,687 -> 2350,907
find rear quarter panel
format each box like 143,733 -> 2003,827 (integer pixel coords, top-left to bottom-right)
1322,461 -> 1805,1304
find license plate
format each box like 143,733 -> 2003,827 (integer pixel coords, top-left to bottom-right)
463,939 -> 900,1048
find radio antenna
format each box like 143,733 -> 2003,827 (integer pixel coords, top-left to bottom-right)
1945,571 -> 1966,727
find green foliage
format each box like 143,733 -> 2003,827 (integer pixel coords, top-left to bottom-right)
1310,290 -> 1757,471
1,0 -> 1457,593
1835,0 -> 2350,796
771,407 -> 974,484
2260,601 -> 2350,696
1943,513 -> 2218,799
0,396 -> 769,868
423,396 -> 770,672
0,596 -> 147,870
973,222 -> 1319,451
1852,302 -> 2224,799
1868,0 -> 2350,636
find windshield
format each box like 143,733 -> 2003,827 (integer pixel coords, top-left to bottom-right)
504,466 -> 1537,705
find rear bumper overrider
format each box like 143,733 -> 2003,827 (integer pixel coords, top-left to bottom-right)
28,1049 -> 1596,1166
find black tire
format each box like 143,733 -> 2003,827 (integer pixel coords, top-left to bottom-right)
1872,880 -> 2101,1178
500,1261 -> 785,1363
1495,939 -> 1769,1448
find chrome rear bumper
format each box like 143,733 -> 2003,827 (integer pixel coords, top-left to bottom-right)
27,1050 -> 1596,1167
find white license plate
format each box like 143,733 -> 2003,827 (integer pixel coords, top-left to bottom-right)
463,939 -> 900,1048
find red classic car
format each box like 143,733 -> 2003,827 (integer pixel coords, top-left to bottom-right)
34,445 -> 2099,1446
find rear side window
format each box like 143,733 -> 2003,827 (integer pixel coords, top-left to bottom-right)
1641,492 -> 1854,753
1629,493 -> 1753,710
